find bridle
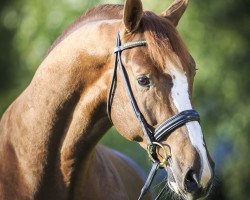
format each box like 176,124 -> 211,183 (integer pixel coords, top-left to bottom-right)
108,32 -> 200,199
107,32 -> 200,200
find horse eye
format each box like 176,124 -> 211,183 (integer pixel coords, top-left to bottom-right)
137,76 -> 150,86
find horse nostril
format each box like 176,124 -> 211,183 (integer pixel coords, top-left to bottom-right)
184,170 -> 200,193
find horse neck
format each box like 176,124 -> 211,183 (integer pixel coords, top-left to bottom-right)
0,22 -> 116,199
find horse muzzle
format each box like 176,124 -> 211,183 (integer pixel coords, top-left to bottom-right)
166,156 -> 214,200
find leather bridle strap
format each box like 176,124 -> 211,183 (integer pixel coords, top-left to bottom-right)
107,32 -> 200,200
154,110 -> 200,141
107,32 -> 154,145
138,162 -> 160,200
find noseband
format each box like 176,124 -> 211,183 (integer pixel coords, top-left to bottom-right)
107,32 -> 200,200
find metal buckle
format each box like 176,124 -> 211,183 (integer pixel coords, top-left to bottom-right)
147,142 -> 170,168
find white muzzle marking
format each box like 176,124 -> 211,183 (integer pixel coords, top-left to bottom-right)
170,66 -> 212,187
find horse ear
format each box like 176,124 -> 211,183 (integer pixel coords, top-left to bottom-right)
123,0 -> 143,32
161,0 -> 189,26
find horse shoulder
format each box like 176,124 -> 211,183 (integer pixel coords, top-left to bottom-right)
73,144 -> 151,200
97,145 -> 152,200
0,101 -> 32,200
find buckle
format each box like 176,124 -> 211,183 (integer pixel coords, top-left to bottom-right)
147,142 -> 170,168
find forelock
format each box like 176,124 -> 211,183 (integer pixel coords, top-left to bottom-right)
141,11 -> 192,71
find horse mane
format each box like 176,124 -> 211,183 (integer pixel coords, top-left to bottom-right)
48,4 -> 123,53
48,4 -> 191,70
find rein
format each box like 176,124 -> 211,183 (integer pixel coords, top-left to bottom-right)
107,32 -> 200,200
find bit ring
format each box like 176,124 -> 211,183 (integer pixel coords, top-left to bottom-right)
147,142 -> 170,168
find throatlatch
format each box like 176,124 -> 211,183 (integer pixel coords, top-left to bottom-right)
107,32 -> 200,200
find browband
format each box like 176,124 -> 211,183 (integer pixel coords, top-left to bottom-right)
114,40 -> 147,53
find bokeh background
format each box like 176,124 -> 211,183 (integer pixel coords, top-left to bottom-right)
0,0 -> 249,199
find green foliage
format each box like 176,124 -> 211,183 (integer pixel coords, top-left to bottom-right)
182,1 -> 250,199
0,0 -> 249,199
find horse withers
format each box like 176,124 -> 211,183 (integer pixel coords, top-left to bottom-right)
0,0 -> 214,199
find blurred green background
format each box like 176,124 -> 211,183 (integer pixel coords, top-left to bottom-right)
0,0 -> 249,199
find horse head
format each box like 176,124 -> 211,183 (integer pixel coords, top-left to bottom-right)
108,0 -> 215,199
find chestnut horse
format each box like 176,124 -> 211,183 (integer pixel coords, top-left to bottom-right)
0,0 -> 214,199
